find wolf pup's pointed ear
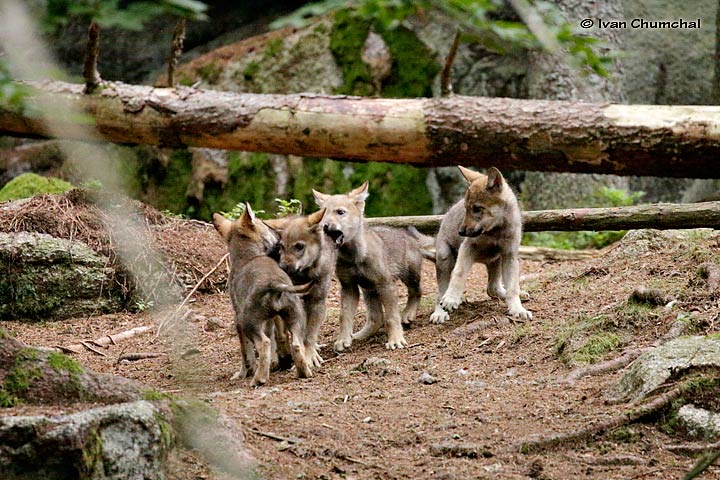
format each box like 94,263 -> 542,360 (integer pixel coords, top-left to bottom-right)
312,189 -> 329,206
240,202 -> 256,228
212,213 -> 233,241
307,207 -> 326,226
350,181 -> 369,204
458,166 -> 482,184
486,167 -> 504,192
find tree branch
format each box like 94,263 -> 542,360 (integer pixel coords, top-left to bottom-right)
2,80 -> 720,178
167,18 -> 186,88
82,22 -> 101,94
440,30 -> 461,96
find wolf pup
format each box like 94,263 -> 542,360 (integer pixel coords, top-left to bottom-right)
312,183 -> 408,351
274,208 -> 337,368
213,204 -> 314,387
430,166 -> 532,324
371,225 -> 435,327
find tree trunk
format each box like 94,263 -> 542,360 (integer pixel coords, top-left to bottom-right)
2,81 -> 720,178
521,0 -> 630,210
365,201 -> 720,234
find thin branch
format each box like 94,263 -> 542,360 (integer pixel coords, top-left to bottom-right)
83,22 -> 101,94
440,30 -> 461,96
157,252 -> 229,337
167,18 -> 186,88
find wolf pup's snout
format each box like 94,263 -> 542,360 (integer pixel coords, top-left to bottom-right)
323,223 -> 345,246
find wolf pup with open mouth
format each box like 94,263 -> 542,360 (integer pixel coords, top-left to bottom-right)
312,183 -> 409,351
213,204 -> 314,387
430,166 -> 532,324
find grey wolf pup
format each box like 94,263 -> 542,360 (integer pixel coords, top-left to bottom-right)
430,166 -> 532,324
312,183 -> 408,351
213,204 -> 314,387
271,208 -> 337,368
373,225 -> 435,327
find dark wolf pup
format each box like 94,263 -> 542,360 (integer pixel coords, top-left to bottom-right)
213,204 -> 314,387
430,166 -> 532,324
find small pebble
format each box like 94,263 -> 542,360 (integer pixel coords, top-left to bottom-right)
419,372 -> 438,384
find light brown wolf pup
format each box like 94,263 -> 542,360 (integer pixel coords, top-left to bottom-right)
273,208 -> 337,367
312,183 -> 408,351
213,204 -> 314,387
430,166 -> 532,324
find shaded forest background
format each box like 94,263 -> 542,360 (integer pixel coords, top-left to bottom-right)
1,0 -> 718,241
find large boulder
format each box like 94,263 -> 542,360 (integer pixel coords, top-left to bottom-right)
0,401 -> 171,480
0,232 -> 125,320
607,336 -> 720,403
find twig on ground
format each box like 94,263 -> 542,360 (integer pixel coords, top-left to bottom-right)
666,441 -> 720,455
249,428 -> 300,444
563,348 -> 645,384
157,253 -> 229,337
80,340 -> 107,357
47,326 -> 152,354
117,352 -> 165,364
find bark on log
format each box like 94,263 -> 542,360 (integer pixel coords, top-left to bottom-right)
2,80 -> 720,178
366,201 -> 720,234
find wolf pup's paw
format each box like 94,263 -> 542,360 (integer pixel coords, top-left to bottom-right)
508,305 -> 532,320
306,345 -> 324,368
334,335 -> 353,352
429,305 -> 449,324
440,291 -> 462,311
385,332 -> 408,350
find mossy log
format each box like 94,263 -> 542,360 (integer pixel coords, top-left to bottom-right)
0,330 -> 142,406
2,81 -> 720,178
366,201 -> 720,234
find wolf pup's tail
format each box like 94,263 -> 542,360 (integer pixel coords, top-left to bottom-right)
274,279 -> 316,295
407,226 -> 436,263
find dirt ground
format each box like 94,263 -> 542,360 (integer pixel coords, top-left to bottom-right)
3,229 -> 720,480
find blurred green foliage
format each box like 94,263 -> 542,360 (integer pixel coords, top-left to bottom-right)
523,187 -> 645,250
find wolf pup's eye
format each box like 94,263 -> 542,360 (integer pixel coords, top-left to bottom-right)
336,208 -> 346,216
471,205 -> 484,214
294,242 -> 305,252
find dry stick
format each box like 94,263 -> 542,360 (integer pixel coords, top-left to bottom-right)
515,384 -> 684,454
440,29 -> 461,96
54,325 -> 153,354
666,441 -> 720,455
117,352 -> 165,364
83,22 -> 101,94
156,252 -> 229,337
167,18 -> 186,88
80,340 -> 107,357
249,428 -> 300,444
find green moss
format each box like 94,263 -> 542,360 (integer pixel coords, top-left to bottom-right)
264,38 -> 284,58
330,9 -> 374,96
4,363 -> 42,395
0,389 -> 20,407
136,149 -> 194,216
572,333 -> 620,364
81,429 -> 103,477
242,61 -> 260,81
378,24 -> 440,98
155,412 -> 176,451
142,388 -> 174,401
48,352 -> 84,375
609,426 -> 638,443
0,173 -> 74,202
196,61 -> 222,84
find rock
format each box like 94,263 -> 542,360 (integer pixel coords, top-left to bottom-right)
0,232 -> 125,320
419,372 -> 438,385
204,317 -> 228,332
677,404 -> 720,439
607,336 -> 720,403
0,400 -> 172,480
353,357 -> 399,376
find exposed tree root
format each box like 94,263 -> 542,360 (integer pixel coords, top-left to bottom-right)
563,348 -> 646,385
515,384 -> 684,454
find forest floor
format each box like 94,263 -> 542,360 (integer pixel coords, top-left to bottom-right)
3,229 -> 720,480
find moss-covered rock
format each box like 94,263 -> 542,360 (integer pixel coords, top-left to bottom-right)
0,173 -> 74,202
0,232 -> 125,320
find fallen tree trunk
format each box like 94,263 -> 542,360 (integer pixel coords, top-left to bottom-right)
2,81 -> 720,177
366,201 -> 720,234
